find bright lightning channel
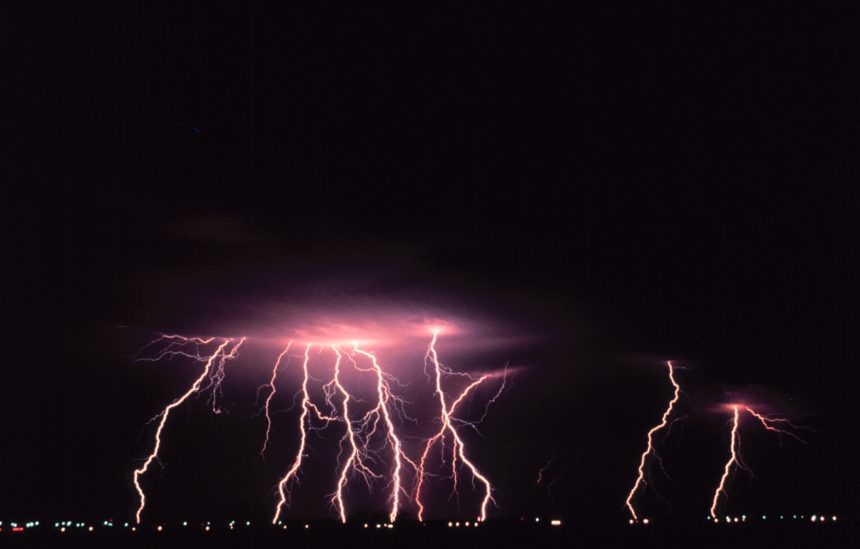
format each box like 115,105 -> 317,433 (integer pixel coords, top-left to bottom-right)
624,361 -> 681,522
133,336 -> 245,524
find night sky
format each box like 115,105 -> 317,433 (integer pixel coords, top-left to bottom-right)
3,2 -> 857,529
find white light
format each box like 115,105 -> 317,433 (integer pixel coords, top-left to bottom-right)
642,518 -> 650,525
88,526 -> 94,532
363,523 -> 368,529
205,526 -> 210,532
182,521 -> 188,527
455,522 -> 460,527
157,526 -> 163,532
465,521 -> 470,527
811,515 -> 817,522
629,519 -> 635,525
447,522 -> 453,528
304,524 -> 309,529
733,518 -> 738,523
60,527 -> 66,533
535,517 -> 540,523
832,516 -> 838,522
550,519 -> 562,526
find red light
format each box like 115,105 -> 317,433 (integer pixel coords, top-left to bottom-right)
12,527 -> 24,533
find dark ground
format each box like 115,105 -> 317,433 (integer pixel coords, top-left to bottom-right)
1,520 -> 856,549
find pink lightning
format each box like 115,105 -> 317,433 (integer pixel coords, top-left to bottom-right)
132,336 -> 245,523
352,344 -> 418,523
414,329 -> 502,522
328,346 -> 381,523
709,403 -> 805,520
624,361 -> 682,522
260,342 -> 293,457
272,344 -> 339,523
132,325 -> 511,524
710,404 -> 743,521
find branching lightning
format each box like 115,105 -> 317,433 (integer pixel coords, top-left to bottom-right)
133,336 -> 245,524
329,346 -> 382,523
414,329 -> 505,522
260,342 -> 293,457
624,361 -> 682,522
709,403 -> 805,520
352,344 -> 418,523
131,328 -> 509,524
272,344 -> 335,524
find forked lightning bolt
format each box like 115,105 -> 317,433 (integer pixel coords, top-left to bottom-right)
352,344 -> 418,523
414,329 -> 504,522
329,346 -> 382,523
273,344 -> 339,523
709,404 -> 805,520
624,361 -> 681,522
133,336 -> 245,523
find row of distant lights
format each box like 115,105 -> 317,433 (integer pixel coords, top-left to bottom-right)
2,519 -> 563,533
627,514 -> 841,526
707,514 -> 839,524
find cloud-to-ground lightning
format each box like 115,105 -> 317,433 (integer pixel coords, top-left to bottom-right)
624,361 -> 682,523
273,344 -> 340,523
133,336 -> 245,523
132,324 -> 512,524
352,344 -> 418,523
414,329 -> 505,522
709,404 -> 805,520
328,346 -> 382,523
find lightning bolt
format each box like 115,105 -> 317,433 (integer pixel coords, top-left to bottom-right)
329,346 -> 382,523
260,342 -> 293,457
273,344 -> 340,523
132,336 -> 245,524
709,404 -> 804,520
534,452 -> 557,487
709,404 -> 743,521
352,344 -> 418,524
414,330 -> 502,522
624,360 -> 682,522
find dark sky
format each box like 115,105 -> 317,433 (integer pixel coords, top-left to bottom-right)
3,2 -> 857,527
